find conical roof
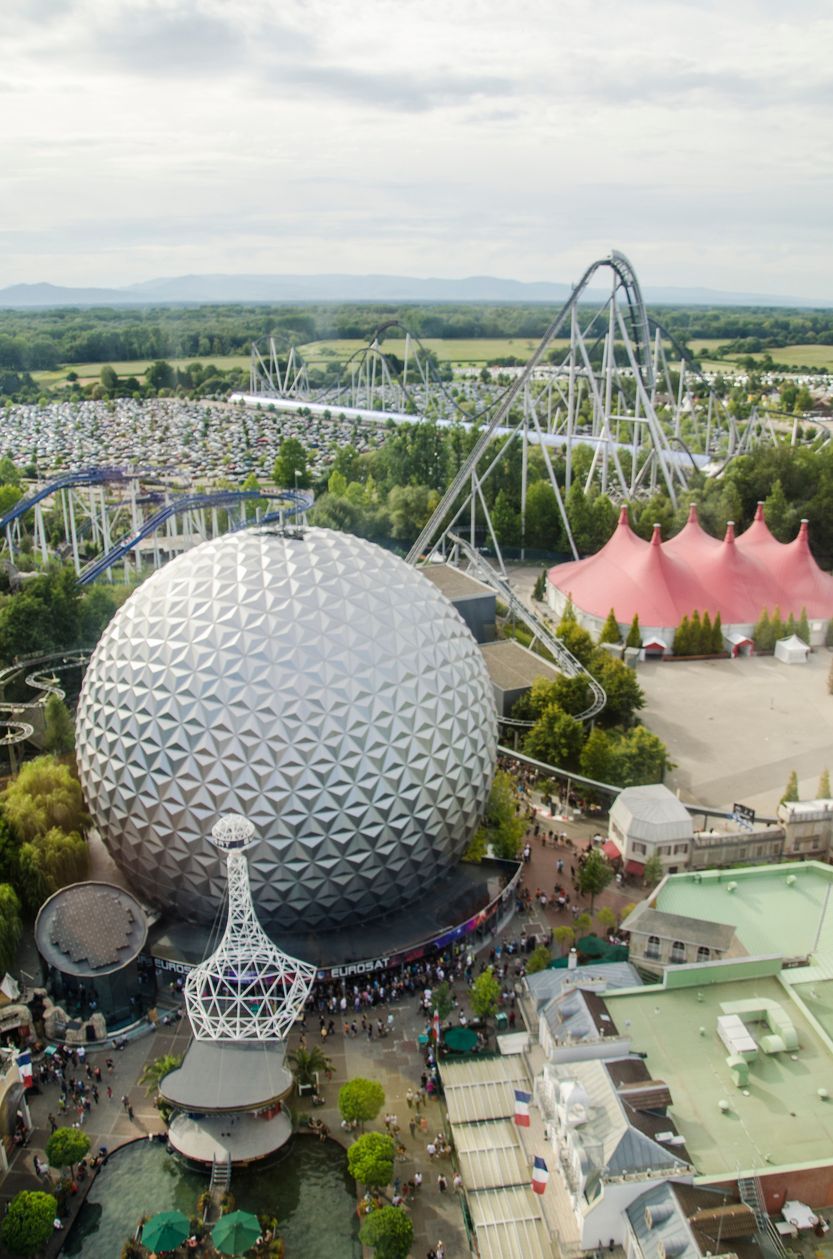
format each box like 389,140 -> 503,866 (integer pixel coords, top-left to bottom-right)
768,520 -> 833,617
664,504 -> 721,563
548,506 -> 833,629
736,502 -> 781,554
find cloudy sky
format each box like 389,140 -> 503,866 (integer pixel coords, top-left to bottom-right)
3,0 -> 832,297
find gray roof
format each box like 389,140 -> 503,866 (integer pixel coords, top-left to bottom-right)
610,784 -> 693,842
35,881 -> 148,978
160,1040 -> 293,1111
626,1182 -> 702,1259
419,562 -> 495,602
526,962 -> 643,1010
543,987 -> 620,1045
624,903 -> 736,951
543,1058 -> 689,1190
480,639 -> 560,692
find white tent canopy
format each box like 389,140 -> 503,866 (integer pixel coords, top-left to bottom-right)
775,634 -> 810,665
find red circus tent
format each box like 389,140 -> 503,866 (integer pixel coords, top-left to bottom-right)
548,506 -> 833,632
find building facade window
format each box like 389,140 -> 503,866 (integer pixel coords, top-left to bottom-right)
670,940 -> 686,964
697,946 -> 710,962
632,842 -> 647,856
646,935 -> 661,960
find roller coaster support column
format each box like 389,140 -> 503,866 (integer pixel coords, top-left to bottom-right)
130,478 -> 142,577
520,410 -> 528,561
33,505 -> 48,566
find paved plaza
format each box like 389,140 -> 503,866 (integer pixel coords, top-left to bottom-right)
638,649 -> 833,815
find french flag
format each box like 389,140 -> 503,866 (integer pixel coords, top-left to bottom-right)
531,1155 -> 549,1195
514,1089 -> 531,1127
432,1010 -> 441,1044
16,1051 -> 33,1088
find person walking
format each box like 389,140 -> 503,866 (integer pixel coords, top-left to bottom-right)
437,1174 -> 448,1192
48,1113 -> 57,1133
127,1103 -> 134,1122
413,1170 -> 423,1191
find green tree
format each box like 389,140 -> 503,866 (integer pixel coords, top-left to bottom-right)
712,611 -> 724,654
673,615 -> 691,657
576,848 -> 613,911
0,1190 -> 57,1256
781,770 -> 800,805
596,905 -> 618,934
701,611 -> 713,654
612,726 -> 670,786
524,703 -> 584,770
0,883 -> 21,975
754,608 -> 774,652
470,967 -> 501,1030
46,1126 -> 90,1173
526,944 -> 552,974
347,1131 -> 395,1192
100,365 -> 119,392
338,1078 -> 385,1130
532,569 -> 547,602
17,828 -> 88,912
818,770 -> 831,800
574,912 -> 592,935
43,694 -> 75,755
272,437 -> 310,488
642,853 -> 664,886
579,727 -> 614,783
359,1206 -> 414,1259
598,609 -> 622,644
625,614 -> 642,649
556,618 -> 596,668
144,360 -> 175,391
553,925 -> 575,954
798,607 -> 811,645
2,755 -> 87,841
690,610 -> 703,654
589,652 -> 645,726
432,980 -> 454,1021
467,770 -> 525,861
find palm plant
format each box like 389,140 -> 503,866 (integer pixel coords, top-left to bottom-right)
287,1045 -> 333,1088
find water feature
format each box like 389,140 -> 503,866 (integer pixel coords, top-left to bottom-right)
64,1136 -> 362,1258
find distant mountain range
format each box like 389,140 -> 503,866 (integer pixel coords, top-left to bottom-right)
0,273 -> 829,309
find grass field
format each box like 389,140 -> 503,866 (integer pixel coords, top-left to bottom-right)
742,344 -> 833,370
32,354 -> 252,387
30,338 -> 832,391
296,337 -> 555,364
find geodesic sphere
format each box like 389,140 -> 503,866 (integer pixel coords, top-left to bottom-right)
75,527 -> 497,934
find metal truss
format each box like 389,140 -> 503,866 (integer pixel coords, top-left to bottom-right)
441,534 -> 606,720
185,816 -> 316,1042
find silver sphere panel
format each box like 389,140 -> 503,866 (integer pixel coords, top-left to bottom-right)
75,527 -> 497,933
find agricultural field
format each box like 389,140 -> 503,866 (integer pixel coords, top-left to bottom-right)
296,337 -> 560,364
742,344 -> 833,371
32,354 -> 252,387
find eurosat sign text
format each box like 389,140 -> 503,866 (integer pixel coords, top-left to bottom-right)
329,957 -> 390,980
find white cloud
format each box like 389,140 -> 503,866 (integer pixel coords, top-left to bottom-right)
1,0 -> 832,298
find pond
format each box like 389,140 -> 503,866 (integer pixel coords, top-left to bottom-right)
64,1136 -> 362,1258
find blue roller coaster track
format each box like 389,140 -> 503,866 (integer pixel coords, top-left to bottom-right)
0,467 -> 312,585
77,488 -> 312,585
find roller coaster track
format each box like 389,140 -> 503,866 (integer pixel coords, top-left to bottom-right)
77,488 -> 312,585
0,467 -> 130,533
0,649 -> 92,751
405,251 -> 654,566
442,533 -> 606,721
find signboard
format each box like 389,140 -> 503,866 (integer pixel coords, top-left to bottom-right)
732,802 -> 756,830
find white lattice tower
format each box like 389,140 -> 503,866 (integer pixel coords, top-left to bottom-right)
185,815 -> 317,1041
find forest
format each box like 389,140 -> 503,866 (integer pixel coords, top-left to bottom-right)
1,300 -> 833,375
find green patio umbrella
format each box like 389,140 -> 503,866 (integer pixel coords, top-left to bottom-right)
212,1209 -> 262,1255
142,1209 -> 190,1252
443,1025 -> 478,1053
